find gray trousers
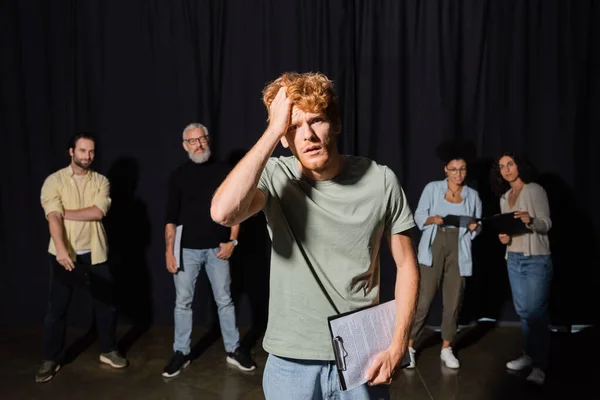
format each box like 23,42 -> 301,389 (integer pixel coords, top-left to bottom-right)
411,228 -> 465,343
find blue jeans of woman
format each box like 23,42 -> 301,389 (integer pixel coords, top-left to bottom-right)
506,252 -> 553,370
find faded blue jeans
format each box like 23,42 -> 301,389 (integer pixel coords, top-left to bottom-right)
263,354 -> 390,400
507,252 -> 553,370
173,248 -> 240,355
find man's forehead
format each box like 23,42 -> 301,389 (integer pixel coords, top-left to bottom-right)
75,139 -> 95,149
185,127 -> 203,138
291,107 -> 323,121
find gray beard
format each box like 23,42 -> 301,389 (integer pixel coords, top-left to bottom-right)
188,148 -> 211,164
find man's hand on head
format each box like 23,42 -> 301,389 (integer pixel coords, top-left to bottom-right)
267,87 -> 292,138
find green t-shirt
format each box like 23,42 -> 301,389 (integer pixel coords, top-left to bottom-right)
257,155 -> 415,360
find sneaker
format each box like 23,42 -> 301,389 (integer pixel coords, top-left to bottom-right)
406,347 -> 416,369
226,347 -> 257,371
99,350 -> 128,369
440,347 -> 460,369
162,351 -> 191,378
526,368 -> 546,385
506,354 -> 532,371
35,360 -> 60,383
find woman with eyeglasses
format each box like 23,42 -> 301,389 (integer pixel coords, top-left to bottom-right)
490,152 -> 552,386
407,153 -> 482,370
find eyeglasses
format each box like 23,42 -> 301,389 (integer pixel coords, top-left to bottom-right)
183,136 -> 210,145
447,167 -> 467,175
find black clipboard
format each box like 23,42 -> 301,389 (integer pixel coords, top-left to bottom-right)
327,302 -> 412,391
442,214 -> 478,228
482,212 -> 532,235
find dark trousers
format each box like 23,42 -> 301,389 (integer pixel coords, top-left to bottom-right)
43,253 -> 117,362
411,228 -> 465,343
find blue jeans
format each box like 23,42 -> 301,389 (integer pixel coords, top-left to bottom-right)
173,248 -> 240,355
263,354 -> 390,400
506,252 -> 553,370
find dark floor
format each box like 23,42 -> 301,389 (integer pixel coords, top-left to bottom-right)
2,323 -> 597,399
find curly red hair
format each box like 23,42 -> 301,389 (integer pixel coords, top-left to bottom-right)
262,72 -> 341,132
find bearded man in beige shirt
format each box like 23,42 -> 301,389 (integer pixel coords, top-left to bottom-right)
35,133 -> 128,383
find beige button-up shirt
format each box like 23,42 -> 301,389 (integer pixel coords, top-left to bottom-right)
40,166 -> 111,265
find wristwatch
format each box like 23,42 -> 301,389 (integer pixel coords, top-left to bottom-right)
229,239 -> 238,246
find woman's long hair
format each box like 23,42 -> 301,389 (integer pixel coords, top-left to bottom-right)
490,152 -> 537,197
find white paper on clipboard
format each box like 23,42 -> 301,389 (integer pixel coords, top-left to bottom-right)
174,225 -> 183,269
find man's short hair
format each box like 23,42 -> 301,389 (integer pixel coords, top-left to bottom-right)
262,72 -> 341,132
182,123 -> 209,139
68,132 -> 97,151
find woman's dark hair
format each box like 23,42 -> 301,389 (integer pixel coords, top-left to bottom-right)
68,132 -> 97,151
435,139 -> 476,166
490,152 -> 537,196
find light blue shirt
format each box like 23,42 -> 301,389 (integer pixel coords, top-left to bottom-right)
414,179 -> 482,277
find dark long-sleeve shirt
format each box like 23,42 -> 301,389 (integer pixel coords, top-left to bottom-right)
165,159 -> 231,249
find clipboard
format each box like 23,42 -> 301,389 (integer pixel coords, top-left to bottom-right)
482,212 -> 531,235
174,225 -> 183,270
327,300 -> 412,391
442,214 -> 478,228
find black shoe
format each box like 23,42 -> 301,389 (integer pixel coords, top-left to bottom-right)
226,347 -> 257,371
35,360 -> 60,383
162,351 -> 190,378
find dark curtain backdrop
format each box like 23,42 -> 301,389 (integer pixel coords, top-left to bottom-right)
1,0 -> 599,330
